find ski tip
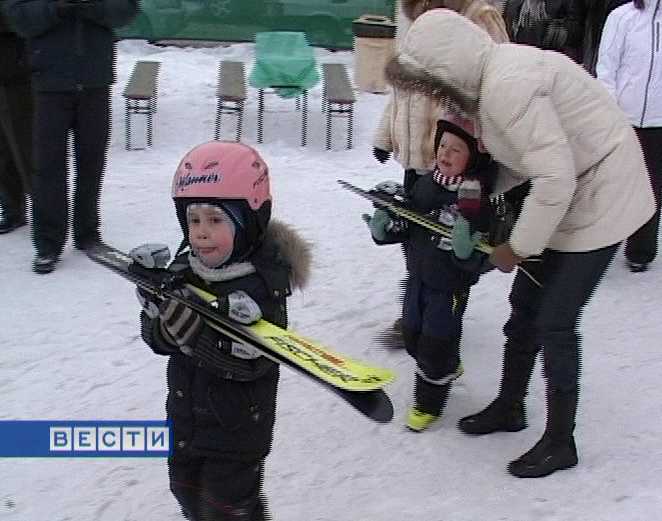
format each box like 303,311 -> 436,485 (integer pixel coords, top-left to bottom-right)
370,392 -> 395,424
341,388 -> 395,423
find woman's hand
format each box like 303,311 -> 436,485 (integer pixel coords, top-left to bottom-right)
489,242 -> 524,273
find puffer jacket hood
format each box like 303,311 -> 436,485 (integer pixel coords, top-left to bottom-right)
384,8 -> 656,256
374,3 -> 507,170
386,8 -> 494,115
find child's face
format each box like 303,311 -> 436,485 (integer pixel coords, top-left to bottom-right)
187,204 -> 236,268
436,132 -> 471,178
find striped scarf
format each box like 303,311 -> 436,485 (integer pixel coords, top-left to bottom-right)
432,168 -> 464,191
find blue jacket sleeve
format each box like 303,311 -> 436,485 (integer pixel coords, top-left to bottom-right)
82,0 -> 138,29
3,0 -> 60,39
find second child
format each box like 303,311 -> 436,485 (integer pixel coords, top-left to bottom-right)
368,112 -> 496,431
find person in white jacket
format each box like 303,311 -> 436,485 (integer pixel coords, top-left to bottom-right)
597,0 -> 662,272
385,8 -> 655,479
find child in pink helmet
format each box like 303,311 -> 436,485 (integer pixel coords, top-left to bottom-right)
138,141 -> 311,520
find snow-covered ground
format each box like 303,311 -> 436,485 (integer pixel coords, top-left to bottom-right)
1,40 -> 661,521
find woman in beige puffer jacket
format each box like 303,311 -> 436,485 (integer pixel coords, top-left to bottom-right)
385,8 -> 655,480
372,0 -> 509,175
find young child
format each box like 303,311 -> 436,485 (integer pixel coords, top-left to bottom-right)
368,111 -> 496,432
137,141 -> 310,520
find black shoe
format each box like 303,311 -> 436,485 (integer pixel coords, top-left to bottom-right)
0,214 -> 26,234
392,317 -> 403,333
458,398 -> 526,435
33,253 -> 59,274
507,434 -> 578,478
627,261 -> 649,273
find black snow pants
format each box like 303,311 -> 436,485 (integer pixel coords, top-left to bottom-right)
504,244 -> 619,394
31,87 -> 109,256
625,127 -> 662,265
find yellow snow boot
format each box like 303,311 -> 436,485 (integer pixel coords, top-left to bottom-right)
406,406 -> 439,432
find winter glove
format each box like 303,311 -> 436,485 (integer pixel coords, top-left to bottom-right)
135,286 -> 160,319
452,215 -> 482,260
158,291 -> 203,348
221,290 -> 262,325
374,180 -> 405,197
129,243 -> 171,269
373,147 -> 391,164
369,208 -> 393,242
457,178 -> 482,221
542,20 -> 568,50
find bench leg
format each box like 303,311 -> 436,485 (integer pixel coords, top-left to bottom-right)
147,98 -> 154,148
125,101 -> 131,151
347,104 -> 353,150
322,84 -> 326,113
301,90 -> 308,147
257,89 -> 264,144
326,103 -> 332,151
236,101 -> 244,143
214,101 -> 222,141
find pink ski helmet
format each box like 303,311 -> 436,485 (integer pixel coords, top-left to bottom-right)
172,141 -> 270,208
172,141 -> 272,260
434,111 -> 490,175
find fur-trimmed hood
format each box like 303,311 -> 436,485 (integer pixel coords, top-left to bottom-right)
386,8 -> 655,257
385,8 -> 495,115
261,219 -> 312,291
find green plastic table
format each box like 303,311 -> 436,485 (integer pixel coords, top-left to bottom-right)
249,32 -> 320,146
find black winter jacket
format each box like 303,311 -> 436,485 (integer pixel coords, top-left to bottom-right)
375,174 -> 492,292
141,246 -> 290,461
0,8 -> 30,84
3,0 -> 137,91
504,0 -> 586,62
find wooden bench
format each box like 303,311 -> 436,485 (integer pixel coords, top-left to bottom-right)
122,60 -> 161,150
214,60 -> 247,142
322,63 -> 356,150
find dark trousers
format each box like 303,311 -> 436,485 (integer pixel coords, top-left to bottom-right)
168,454 -> 267,521
0,81 -> 32,217
504,244 -> 619,393
625,126 -> 662,265
31,87 -> 109,255
402,276 -> 469,381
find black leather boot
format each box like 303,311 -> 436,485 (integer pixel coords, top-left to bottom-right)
459,343 -> 537,435
508,388 -> 579,478
0,213 -> 26,234
33,253 -> 59,274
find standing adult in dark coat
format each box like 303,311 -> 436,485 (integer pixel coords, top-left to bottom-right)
0,4 -> 32,234
3,0 -> 137,273
503,0 -> 587,62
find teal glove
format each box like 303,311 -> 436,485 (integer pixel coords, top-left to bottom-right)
452,216 -> 482,259
369,209 -> 393,242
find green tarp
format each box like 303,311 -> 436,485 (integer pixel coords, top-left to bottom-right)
117,0 -> 396,49
248,32 -> 320,98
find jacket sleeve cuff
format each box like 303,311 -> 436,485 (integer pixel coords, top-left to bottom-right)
140,311 -> 179,356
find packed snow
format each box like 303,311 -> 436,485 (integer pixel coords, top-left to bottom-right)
1,39 -> 661,521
